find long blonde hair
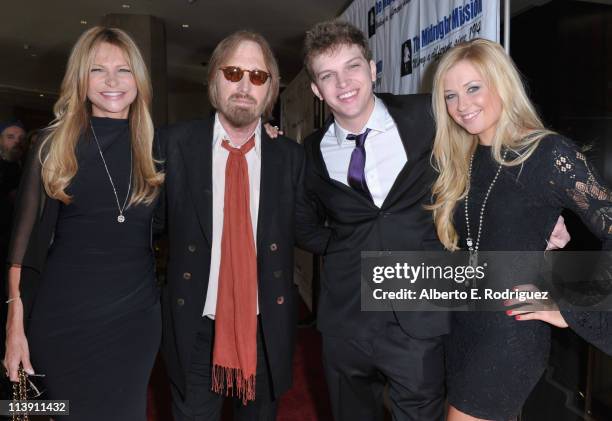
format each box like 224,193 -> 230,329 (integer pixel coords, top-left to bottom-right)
40,26 -> 163,205
429,38 -> 554,251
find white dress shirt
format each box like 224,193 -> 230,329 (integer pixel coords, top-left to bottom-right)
203,114 -> 261,318
320,97 -> 408,207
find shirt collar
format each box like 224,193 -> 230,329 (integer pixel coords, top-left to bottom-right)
213,113 -> 262,158
331,96 -> 389,146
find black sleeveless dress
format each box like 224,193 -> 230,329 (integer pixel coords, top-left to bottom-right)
26,117 -> 161,420
446,135 -> 612,420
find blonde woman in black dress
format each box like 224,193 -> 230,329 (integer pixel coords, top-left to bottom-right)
429,38 -> 612,420
3,26 -> 164,420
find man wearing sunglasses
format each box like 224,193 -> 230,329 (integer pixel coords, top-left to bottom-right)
158,30 -> 329,420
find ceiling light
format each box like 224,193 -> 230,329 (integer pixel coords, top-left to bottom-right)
122,4 -> 131,8
182,24 -> 190,28
39,94 -> 44,97
80,20 -> 88,25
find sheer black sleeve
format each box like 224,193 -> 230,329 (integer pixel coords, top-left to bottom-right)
542,136 -> 612,355
545,136 -> 612,248
6,141 -> 45,269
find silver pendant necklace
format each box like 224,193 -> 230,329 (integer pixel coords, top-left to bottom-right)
464,149 -> 507,266
90,120 -> 132,223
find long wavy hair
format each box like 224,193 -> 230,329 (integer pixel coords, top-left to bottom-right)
429,38 -> 554,251
40,26 -> 163,205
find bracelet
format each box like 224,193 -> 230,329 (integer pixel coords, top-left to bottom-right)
5,296 -> 20,304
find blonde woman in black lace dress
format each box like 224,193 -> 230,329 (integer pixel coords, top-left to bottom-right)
429,38 -> 612,421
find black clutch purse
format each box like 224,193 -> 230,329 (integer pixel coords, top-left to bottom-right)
10,366 -> 45,421
11,366 -> 29,421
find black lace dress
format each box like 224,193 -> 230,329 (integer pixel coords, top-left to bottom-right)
10,117 -> 161,421
447,134 -> 612,420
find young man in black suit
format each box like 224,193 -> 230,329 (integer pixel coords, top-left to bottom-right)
298,20 -> 450,421
159,30 -> 328,421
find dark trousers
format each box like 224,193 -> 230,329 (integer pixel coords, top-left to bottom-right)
171,317 -> 278,421
322,320 -> 446,421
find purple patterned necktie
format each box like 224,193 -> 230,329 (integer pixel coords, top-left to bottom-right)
346,128 -> 372,201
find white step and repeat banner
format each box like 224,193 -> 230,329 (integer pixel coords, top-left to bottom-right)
342,0 -> 500,94
281,0 -> 500,141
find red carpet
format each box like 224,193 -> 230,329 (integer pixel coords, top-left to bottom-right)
277,324 -> 333,421
146,313 -> 333,420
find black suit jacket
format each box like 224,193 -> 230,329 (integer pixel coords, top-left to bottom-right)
301,93 -> 451,339
158,118 -> 329,400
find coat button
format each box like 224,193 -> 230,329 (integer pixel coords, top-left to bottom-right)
276,296 -> 284,305
270,243 -> 278,252
183,272 -> 192,280
273,270 -> 282,279
188,244 -> 196,252
177,298 -> 185,306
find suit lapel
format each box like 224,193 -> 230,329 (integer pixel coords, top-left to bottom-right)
178,119 -> 213,246
379,95 -> 430,208
309,117 -> 333,179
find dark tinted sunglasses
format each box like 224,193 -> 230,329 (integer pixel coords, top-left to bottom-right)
219,66 -> 271,86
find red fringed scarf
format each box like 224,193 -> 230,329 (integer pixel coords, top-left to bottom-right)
212,136 -> 258,404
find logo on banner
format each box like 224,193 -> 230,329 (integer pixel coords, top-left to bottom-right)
368,7 -> 376,37
400,39 -> 413,76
